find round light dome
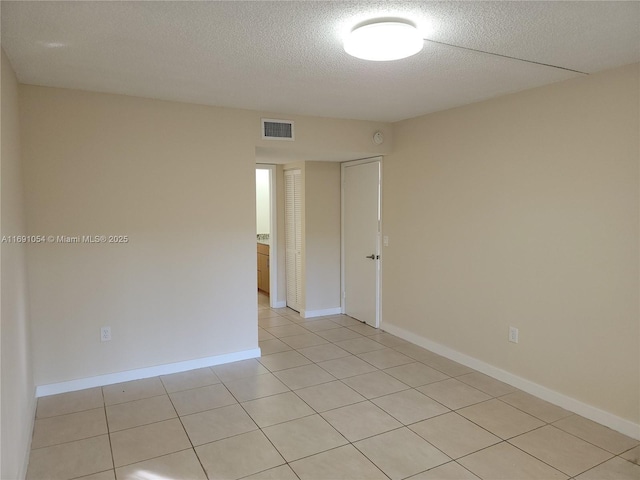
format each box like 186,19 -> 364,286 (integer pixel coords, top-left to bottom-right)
344,20 -> 423,61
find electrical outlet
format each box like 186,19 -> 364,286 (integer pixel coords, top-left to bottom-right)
508,326 -> 519,344
101,326 -> 111,342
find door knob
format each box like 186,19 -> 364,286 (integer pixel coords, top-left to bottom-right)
365,254 -> 376,259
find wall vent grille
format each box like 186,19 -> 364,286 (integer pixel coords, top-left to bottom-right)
262,118 -> 295,141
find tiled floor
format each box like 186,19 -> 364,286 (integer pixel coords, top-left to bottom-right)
26,294 -> 639,479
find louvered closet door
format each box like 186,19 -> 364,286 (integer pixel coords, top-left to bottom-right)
284,169 -> 302,312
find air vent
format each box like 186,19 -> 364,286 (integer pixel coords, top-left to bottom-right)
262,118 -> 295,141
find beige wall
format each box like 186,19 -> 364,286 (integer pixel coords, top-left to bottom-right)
383,63 -> 640,424
1,49 -> 35,480
304,162 -> 341,313
20,86 -> 259,386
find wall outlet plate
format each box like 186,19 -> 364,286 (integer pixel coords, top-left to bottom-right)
101,326 -> 111,342
508,326 -> 519,343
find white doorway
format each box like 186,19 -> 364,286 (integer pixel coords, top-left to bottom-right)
256,165 -> 279,308
341,158 -> 382,328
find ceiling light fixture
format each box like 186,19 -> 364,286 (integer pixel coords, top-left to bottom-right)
344,20 -> 423,61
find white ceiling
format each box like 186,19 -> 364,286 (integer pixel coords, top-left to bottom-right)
2,1 -> 639,123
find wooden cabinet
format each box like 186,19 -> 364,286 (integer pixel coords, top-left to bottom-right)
257,243 -> 269,294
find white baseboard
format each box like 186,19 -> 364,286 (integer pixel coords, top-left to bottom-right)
35,348 -> 261,398
382,322 -> 640,440
271,300 -> 287,308
302,307 -> 342,319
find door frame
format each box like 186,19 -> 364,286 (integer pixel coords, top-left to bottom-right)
340,156 -> 383,328
256,164 -> 281,308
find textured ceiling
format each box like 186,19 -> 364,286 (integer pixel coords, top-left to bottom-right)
2,1 -> 639,123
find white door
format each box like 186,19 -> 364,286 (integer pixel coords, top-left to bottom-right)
343,159 -> 381,327
284,169 -> 303,312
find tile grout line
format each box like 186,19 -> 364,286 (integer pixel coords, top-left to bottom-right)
255,343 -> 393,479
231,383 -> 289,477
102,385 -> 117,477
103,374 -> 221,473
258,321 -> 429,479
367,335 -> 582,478
161,374 -> 212,479
509,421 -> 622,464
287,337 -> 457,475
504,431 -> 588,478
98,394 -> 180,435
109,447 -> 195,473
